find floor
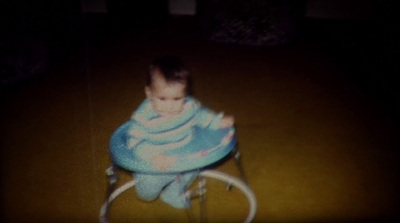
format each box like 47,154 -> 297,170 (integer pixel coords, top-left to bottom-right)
1,16 -> 399,223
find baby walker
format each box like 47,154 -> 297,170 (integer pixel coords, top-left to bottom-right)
99,121 -> 257,223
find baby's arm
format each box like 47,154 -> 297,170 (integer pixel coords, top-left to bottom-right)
127,125 -> 144,149
196,107 -> 234,129
220,115 -> 235,128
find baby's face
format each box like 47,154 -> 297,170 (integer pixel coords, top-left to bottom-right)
145,72 -> 186,117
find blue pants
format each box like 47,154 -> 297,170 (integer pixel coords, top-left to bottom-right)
134,171 -> 198,209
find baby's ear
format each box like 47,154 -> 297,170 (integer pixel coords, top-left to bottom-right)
145,86 -> 152,99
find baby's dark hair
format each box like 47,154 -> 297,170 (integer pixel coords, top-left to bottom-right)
147,56 -> 192,94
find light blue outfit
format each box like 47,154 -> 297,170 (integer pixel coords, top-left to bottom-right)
112,96 -> 236,208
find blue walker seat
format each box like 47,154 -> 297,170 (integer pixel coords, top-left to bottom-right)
110,121 -> 237,173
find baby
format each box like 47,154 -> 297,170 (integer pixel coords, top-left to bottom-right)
128,56 -> 234,208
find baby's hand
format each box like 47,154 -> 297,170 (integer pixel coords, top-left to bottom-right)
219,115 -> 235,128
151,154 -> 178,171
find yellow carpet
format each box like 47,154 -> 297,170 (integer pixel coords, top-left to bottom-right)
1,18 -> 399,223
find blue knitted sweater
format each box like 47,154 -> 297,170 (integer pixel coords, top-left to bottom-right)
127,97 -> 224,162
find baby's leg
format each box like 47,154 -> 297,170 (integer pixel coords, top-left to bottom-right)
134,173 -> 177,201
160,171 -> 198,209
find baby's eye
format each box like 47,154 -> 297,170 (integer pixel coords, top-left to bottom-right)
159,97 -> 166,101
173,97 -> 183,101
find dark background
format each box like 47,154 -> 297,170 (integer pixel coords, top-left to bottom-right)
1,0 -> 398,112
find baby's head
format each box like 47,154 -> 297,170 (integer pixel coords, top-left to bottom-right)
145,56 -> 191,117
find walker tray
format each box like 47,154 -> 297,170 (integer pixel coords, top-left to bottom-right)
110,121 -> 236,173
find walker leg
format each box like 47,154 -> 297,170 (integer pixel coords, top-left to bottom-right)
101,164 -> 119,223
198,176 -> 207,223
232,146 -> 248,185
184,174 -> 208,223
